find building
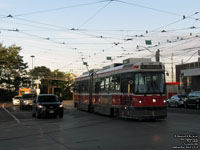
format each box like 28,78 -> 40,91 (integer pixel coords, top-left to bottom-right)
176,61 -> 200,94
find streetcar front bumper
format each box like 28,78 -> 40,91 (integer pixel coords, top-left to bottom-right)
121,106 -> 167,120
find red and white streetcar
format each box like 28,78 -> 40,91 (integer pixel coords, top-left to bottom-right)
74,58 -> 167,120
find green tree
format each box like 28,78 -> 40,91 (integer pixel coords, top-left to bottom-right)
0,43 -> 30,101
0,43 -> 30,91
30,67 -> 75,99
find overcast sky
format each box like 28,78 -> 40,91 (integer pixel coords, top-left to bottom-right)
1,0 -> 200,80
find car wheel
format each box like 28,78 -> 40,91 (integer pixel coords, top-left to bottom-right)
175,103 -> 178,108
59,111 -> 63,118
32,112 -> 36,117
36,110 -> 40,118
196,103 -> 200,110
184,103 -> 187,109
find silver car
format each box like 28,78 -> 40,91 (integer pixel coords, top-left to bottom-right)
20,93 -> 36,110
167,94 -> 187,108
12,96 -> 22,106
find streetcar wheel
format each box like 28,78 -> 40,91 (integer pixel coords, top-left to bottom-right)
36,110 -> 40,118
32,112 -> 36,117
175,103 -> 178,108
196,103 -> 200,110
114,108 -> 120,118
184,103 -> 187,109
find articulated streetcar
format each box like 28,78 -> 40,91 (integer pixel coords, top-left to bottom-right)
74,58 -> 167,120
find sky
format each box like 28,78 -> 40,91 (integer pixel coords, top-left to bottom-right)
1,0 -> 200,81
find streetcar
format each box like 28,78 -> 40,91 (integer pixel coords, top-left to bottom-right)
74,58 -> 167,120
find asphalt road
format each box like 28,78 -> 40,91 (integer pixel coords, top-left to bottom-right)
0,102 -> 199,150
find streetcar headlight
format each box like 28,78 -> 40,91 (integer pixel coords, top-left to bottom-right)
153,99 -> 156,103
59,104 -> 63,108
139,100 -> 142,104
163,100 -> 166,103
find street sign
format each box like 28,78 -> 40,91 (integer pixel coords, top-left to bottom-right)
145,40 -> 152,45
35,80 -> 41,84
106,57 -> 112,60
83,62 -> 88,66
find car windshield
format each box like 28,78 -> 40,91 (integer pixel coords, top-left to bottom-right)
135,72 -> 165,94
194,92 -> 200,97
15,96 -> 21,99
178,95 -> 186,98
22,94 -> 36,98
38,96 -> 58,102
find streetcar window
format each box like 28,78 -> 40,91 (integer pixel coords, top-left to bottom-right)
100,78 -> 105,92
135,72 -> 165,94
110,76 -> 120,92
95,81 -> 100,93
115,76 -> 120,92
110,76 -> 115,91
80,80 -> 89,93
105,77 -> 110,91
74,82 -> 80,93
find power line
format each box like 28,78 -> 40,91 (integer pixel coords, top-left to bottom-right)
78,0 -> 113,28
13,0 -> 111,17
184,50 -> 198,63
114,0 -> 183,17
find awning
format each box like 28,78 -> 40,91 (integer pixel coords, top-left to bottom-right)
181,68 -> 200,76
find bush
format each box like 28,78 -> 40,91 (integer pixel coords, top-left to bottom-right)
0,89 -> 17,102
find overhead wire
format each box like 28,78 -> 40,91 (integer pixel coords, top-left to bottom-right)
13,0 -> 111,17
78,0 -> 113,28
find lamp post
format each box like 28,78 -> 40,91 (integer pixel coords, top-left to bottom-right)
30,55 -> 35,70
30,55 -> 35,88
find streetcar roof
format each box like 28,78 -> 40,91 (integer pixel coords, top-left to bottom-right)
75,61 -> 164,81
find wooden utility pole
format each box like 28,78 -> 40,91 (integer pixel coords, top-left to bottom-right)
171,53 -> 174,82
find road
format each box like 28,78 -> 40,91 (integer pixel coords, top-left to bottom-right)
0,101 -> 199,150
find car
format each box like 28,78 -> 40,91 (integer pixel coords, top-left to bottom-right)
20,93 -> 36,110
184,91 -> 200,109
32,94 -> 63,118
167,94 -> 187,108
12,96 -> 22,106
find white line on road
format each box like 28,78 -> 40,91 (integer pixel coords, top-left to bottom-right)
2,103 -> 20,124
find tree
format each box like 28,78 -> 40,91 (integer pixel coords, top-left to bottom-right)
30,66 -> 75,99
0,43 -> 30,100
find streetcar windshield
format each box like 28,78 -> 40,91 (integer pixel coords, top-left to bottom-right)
135,72 -> 165,94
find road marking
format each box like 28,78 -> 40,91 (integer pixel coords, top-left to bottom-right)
2,103 -> 20,124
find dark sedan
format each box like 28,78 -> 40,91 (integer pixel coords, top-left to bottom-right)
167,94 -> 186,108
184,91 -> 200,109
32,94 -> 63,118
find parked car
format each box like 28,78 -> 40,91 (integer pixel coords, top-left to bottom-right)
32,94 -> 63,118
20,93 -> 36,110
167,94 -> 187,108
12,96 -> 22,106
184,91 -> 200,109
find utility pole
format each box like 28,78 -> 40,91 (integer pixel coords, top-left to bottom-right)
30,55 -> 35,88
155,49 -> 160,62
171,53 -> 174,82
30,55 -> 35,70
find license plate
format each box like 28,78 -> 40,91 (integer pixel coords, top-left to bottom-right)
49,110 -> 54,114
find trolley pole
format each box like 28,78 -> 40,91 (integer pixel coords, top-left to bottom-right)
171,53 -> 174,82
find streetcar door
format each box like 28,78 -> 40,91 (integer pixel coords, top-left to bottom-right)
121,78 -> 134,115
88,73 -> 94,112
